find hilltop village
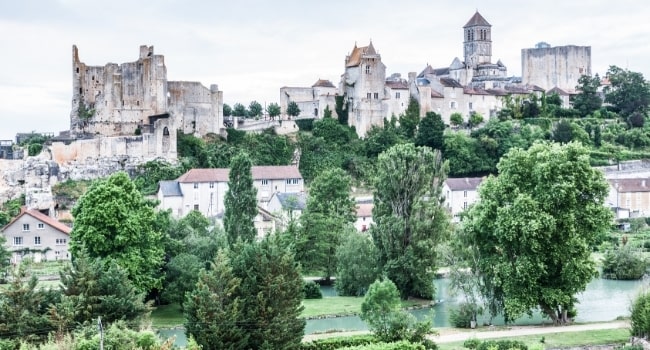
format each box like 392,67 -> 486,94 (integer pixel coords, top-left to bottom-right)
3,8 -> 650,349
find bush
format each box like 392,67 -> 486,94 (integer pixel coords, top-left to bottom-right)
449,302 -> 479,328
476,340 -> 527,350
463,338 -> 481,349
300,335 -> 377,350
296,118 -> 315,131
631,289 -> 650,338
303,280 -> 323,299
602,247 -> 647,280
338,341 -> 428,350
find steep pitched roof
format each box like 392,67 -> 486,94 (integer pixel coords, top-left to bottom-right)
2,207 -> 71,235
440,77 -> 464,88
312,79 -> 336,88
177,166 -> 302,183
445,177 -> 484,191
609,178 -> 650,193
274,192 -> 307,211
159,180 -> 183,197
346,42 -> 378,67
464,11 -> 491,27
385,80 -> 409,89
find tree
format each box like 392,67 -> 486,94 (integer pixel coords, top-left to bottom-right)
336,230 -> 380,296
184,251 -> 248,350
161,253 -> 203,308
249,100 -> 263,118
604,65 -> 650,118
572,74 -> 602,117
56,253 -> 150,327
463,141 -> 612,325
323,105 -> 333,119
371,143 -> 451,299
399,97 -> 421,139
335,95 -> 349,125
229,237 -> 305,349
267,102 -> 281,120
360,279 -> 433,344
223,152 -> 258,244
287,101 -> 301,117
223,103 -> 232,117
552,119 -> 574,143
415,111 -> 445,150
232,102 -> 248,117
601,246 -> 647,280
468,113 -> 484,129
0,235 -> 10,280
70,172 -> 164,292
449,112 -> 464,128
631,289 -> 650,338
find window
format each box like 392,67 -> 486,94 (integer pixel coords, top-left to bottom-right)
261,179 -> 269,185
450,101 -> 457,109
194,204 -> 199,211
193,183 -> 199,189
55,238 -> 67,245
367,93 -> 371,99
463,202 -> 468,209
373,93 -> 379,99
209,182 -> 214,189
34,236 -> 41,245
365,65 -> 371,74
464,190 -> 467,198
286,178 -> 299,185
22,224 -> 30,231
468,102 -> 473,110
37,223 -> 44,229
14,237 -> 23,246
396,92 -> 401,99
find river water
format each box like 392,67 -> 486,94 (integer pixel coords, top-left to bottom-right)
158,277 -> 647,346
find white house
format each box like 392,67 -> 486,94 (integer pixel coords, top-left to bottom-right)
607,178 -> 650,219
157,166 -> 304,219
2,207 -> 71,263
442,177 -> 484,222
266,192 -> 307,224
354,202 -> 374,232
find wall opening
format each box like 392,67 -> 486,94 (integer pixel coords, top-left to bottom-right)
162,127 -> 170,153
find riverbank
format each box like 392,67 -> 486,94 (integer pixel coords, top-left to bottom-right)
302,320 -> 631,343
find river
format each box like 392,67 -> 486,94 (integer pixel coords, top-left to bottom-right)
158,277 -> 647,346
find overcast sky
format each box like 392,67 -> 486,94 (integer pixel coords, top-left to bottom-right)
1,0 -> 648,141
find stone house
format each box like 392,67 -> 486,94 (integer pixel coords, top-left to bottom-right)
157,165 -> 304,219
607,178 -> 650,219
1,207 -> 71,263
442,177 -> 484,222
280,79 -> 337,119
266,192 -> 307,225
354,202 -> 374,232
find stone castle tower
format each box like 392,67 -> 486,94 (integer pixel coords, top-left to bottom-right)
70,45 -> 223,140
463,11 -> 492,67
341,41 -> 387,137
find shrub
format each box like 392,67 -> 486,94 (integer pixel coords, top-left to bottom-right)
602,247 -> 647,280
303,280 -> 323,299
631,289 -> 650,338
300,334 -> 377,350
449,302 -> 480,328
463,338 -> 480,349
296,118 -> 314,131
476,340 -> 527,350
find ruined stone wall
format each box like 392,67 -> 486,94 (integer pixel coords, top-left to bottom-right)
521,45 -> 591,91
167,81 -> 222,136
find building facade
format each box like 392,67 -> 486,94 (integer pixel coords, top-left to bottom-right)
607,178 -> 650,219
443,177 -> 484,222
2,207 -> 71,263
522,43 -> 591,92
280,79 -> 337,119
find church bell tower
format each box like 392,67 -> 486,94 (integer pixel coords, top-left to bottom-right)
463,11 -> 492,68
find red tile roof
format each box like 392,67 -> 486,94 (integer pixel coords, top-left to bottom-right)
312,79 -> 336,88
609,178 -> 650,193
177,166 -> 302,183
1,207 -> 71,235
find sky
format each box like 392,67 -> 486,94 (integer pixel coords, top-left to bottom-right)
1,0 -> 649,141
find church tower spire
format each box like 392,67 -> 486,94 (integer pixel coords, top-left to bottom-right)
463,11 -> 492,68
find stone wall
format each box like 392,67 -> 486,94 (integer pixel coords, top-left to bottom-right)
521,45 -> 591,91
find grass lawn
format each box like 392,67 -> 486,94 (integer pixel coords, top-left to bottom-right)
301,296 -> 430,318
151,303 -> 185,328
436,328 -> 629,350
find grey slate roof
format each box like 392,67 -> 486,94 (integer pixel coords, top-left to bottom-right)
445,177 -> 484,191
159,180 -> 183,197
275,192 -> 307,210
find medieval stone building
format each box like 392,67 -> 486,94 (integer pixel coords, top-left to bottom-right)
521,42 -> 592,92
69,45 -> 224,160
280,79 -> 337,119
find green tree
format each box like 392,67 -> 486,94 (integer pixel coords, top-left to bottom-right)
552,119 -> 574,143
572,74 -> 602,117
336,230 -> 380,296
371,143 -> 450,299
593,125 -> 602,147
601,246 -> 647,280
415,111 -> 445,150
287,101 -> 301,117
0,235 -> 10,280
249,100 -> 263,118
360,279 -> 433,343
184,251 -> 248,350
223,152 -> 258,244
399,97 -> 421,139
631,289 -> 650,338
267,102 -> 281,120
468,113 -> 484,129
463,141 -> 612,325
365,118 -> 404,158
223,103 -> 232,117
305,167 -> 356,221
335,95 -> 349,125
230,237 -> 305,349
604,65 -> 650,118
70,172 -> 164,292
323,105 -> 333,119
0,267 -> 53,343
161,253 -> 203,308
56,253 -> 150,327
449,112 -> 464,128
232,103 -> 248,117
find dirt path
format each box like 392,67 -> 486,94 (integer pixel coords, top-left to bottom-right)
303,320 -> 630,343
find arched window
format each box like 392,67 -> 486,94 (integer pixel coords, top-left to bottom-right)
162,127 -> 170,153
